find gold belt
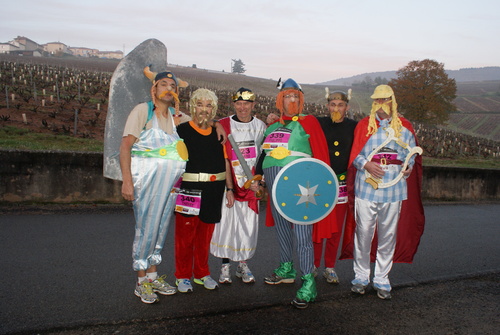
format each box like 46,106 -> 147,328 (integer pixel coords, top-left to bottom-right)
182,172 -> 226,182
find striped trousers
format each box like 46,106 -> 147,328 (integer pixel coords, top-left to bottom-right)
264,166 -> 314,276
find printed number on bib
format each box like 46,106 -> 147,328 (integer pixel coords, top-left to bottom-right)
175,189 -> 202,215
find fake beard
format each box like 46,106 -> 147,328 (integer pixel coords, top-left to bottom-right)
286,101 -> 300,116
330,111 -> 342,122
371,101 -> 392,117
194,112 -> 211,128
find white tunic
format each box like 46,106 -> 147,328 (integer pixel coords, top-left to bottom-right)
210,116 -> 266,261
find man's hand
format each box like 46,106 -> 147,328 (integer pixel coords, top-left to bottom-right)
121,180 -> 134,201
214,122 -> 227,144
226,190 -> 235,208
403,166 -> 413,178
364,161 -> 385,179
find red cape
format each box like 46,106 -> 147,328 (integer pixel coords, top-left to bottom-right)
339,116 -> 425,263
219,117 -> 259,214
264,115 -> 334,235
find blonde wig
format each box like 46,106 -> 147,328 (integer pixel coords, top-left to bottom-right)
189,88 -> 218,119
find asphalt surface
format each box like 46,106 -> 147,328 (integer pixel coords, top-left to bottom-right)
0,202 -> 499,334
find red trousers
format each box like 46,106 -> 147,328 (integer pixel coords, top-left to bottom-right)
314,203 -> 347,268
174,213 -> 216,279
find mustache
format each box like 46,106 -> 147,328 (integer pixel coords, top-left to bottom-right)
158,90 -> 180,104
372,102 -> 392,115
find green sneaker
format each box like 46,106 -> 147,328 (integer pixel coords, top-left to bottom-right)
293,273 -> 317,308
264,262 -> 296,285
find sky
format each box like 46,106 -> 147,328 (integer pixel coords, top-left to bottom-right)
2,0 -> 499,84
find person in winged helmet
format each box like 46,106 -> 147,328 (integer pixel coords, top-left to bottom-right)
256,78 -> 331,309
313,89 -> 357,284
120,67 -> 190,304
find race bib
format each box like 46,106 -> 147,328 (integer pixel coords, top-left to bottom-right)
374,149 -> 399,171
262,127 -> 292,150
175,189 -> 202,215
231,140 -> 257,167
337,173 -> 347,204
373,153 -> 398,161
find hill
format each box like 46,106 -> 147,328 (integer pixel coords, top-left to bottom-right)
320,67 -> 500,86
0,54 -> 499,145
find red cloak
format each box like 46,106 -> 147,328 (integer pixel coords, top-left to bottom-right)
339,116 -> 425,263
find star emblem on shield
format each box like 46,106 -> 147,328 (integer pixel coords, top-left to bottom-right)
272,158 -> 339,225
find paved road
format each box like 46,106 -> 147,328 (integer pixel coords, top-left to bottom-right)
0,203 -> 499,334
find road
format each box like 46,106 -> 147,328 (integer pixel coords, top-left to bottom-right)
0,203 -> 499,334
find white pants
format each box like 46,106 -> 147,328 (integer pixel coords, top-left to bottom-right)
352,197 -> 401,291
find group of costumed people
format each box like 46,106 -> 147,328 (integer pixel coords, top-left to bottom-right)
114,64 -> 424,308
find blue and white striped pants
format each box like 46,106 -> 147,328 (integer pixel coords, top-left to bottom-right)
264,166 -> 314,276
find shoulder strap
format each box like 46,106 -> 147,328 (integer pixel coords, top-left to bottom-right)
146,101 -> 155,125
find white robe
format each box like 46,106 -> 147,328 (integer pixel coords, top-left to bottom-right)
210,116 -> 266,261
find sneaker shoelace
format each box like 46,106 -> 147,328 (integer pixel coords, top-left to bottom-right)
140,281 -> 155,294
154,275 -> 168,286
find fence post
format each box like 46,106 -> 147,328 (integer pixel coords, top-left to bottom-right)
74,109 -> 78,136
5,86 -> 8,109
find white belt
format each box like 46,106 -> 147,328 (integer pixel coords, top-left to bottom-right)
182,172 -> 226,182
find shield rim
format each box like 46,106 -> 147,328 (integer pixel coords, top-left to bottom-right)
271,158 -> 339,225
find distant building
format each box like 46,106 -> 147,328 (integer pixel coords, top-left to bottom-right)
97,50 -> 123,59
0,35 -> 123,59
0,42 -> 20,54
69,47 -> 99,57
44,42 -> 71,56
12,36 -> 41,51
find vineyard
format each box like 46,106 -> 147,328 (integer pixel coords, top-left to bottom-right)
0,54 -> 499,159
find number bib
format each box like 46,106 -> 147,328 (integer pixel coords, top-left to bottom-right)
373,150 -> 399,172
175,189 -> 202,215
262,127 -> 292,150
337,172 -> 348,204
338,182 -> 347,204
231,140 -> 257,168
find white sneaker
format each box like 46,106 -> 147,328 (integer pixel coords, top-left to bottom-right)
323,268 -> 339,284
151,275 -> 177,295
176,278 -> 193,293
134,281 -> 159,304
219,263 -> 232,284
194,276 -> 219,290
236,262 -> 255,283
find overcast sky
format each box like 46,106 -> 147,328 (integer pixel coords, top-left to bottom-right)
2,0 -> 499,84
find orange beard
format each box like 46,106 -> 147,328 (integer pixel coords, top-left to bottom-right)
286,101 -> 300,116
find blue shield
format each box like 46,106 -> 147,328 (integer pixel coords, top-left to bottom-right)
271,158 -> 338,225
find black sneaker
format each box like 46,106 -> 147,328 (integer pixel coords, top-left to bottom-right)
291,297 -> 309,309
264,273 -> 295,285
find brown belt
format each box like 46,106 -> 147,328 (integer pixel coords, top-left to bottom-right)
371,158 -> 403,165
